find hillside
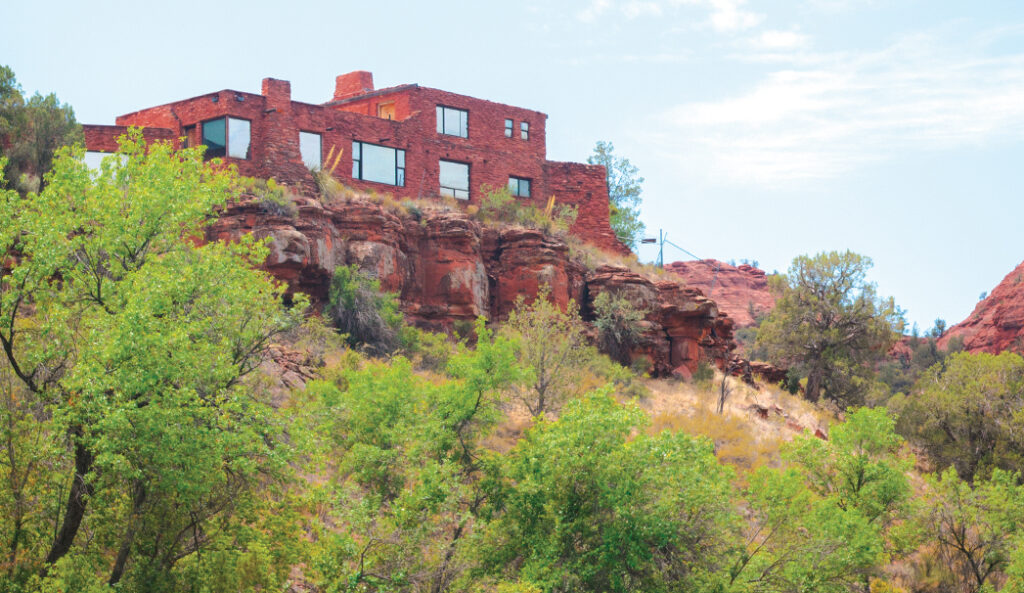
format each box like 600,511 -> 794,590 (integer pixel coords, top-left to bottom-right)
939,260 -> 1024,353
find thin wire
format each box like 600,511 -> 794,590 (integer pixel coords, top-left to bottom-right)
660,237 -> 722,300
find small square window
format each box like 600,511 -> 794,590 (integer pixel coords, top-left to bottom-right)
520,121 -> 529,140
509,176 -> 531,198
505,119 -> 513,138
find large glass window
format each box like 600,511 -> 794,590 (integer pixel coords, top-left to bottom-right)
504,118 -> 513,138
201,117 -> 250,159
352,141 -> 405,186
300,132 -> 322,169
439,160 -> 470,200
436,105 -> 468,138
508,176 -> 531,198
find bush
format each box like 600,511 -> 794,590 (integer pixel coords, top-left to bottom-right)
327,265 -> 404,356
592,290 -> 647,366
246,177 -> 297,217
476,185 -> 578,236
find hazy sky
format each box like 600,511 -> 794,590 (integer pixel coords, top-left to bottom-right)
4,0 -> 1022,331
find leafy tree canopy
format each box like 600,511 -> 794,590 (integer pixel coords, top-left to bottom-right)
588,141 -> 645,250
755,250 -> 903,405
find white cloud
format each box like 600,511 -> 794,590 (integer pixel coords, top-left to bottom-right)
576,0 -> 612,23
706,0 -> 762,32
622,0 -> 663,19
652,31 -> 1024,186
750,29 -> 809,50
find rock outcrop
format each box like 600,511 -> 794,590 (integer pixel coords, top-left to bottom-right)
664,259 -> 775,328
939,260 -> 1024,354
209,196 -> 735,375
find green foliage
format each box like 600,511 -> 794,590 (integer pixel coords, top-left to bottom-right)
0,65 -> 82,194
755,251 -> 903,405
476,185 -> 578,236
500,286 -> 605,416
733,408 -> 914,593
0,129 -> 305,590
479,391 -> 738,593
917,467 -> 1024,593
898,351 -> 1024,482
245,176 -> 298,217
592,290 -> 647,366
306,319 -> 527,593
877,333 -> 962,399
328,264 -> 405,356
587,141 -> 644,250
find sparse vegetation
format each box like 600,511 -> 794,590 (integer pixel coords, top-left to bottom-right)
476,185 -> 578,236
592,290 -> 648,366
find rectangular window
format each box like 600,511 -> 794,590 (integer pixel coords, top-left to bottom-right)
436,105 -> 468,138
352,140 -> 405,186
300,132 -> 322,169
508,176 -> 531,198
201,117 -> 251,159
227,118 -> 250,159
439,160 -> 470,200
505,118 -> 513,138
520,121 -> 529,140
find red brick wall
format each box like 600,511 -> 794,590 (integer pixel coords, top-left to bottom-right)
83,125 -> 175,152
85,74 -> 630,255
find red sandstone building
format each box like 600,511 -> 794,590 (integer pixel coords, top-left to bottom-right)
83,71 -> 626,253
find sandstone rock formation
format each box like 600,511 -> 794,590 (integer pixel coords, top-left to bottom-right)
209,196 -> 735,375
664,259 -> 775,328
939,260 -> 1024,354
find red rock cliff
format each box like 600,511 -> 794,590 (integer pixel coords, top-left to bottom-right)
664,259 -> 775,328
208,196 -> 734,375
939,260 -> 1024,354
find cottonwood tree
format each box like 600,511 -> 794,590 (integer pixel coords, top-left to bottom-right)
588,141 -> 644,250
755,251 -> 903,404
0,131 -> 303,589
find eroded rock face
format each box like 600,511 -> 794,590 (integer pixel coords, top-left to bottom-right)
665,259 -> 775,328
209,197 -> 736,374
940,260 -> 1024,354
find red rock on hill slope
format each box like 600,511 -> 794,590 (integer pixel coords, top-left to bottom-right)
939,260 -> 1024,354
664,259 -> 775,328
207,196 -> 736,376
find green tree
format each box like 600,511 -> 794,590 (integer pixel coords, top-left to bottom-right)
307,319 -> 527,593
732,408 -> 914,593
0,65 -> 82,194
592,290 -> 647,367
500,286 -> 600,416
479,391 -> 738,593
0,131 -> 304,589
918,468 -> 1024,593
587,141 -> 644,250
898,351 -> 1024,482
327,263 -> 405,356
755,251 -> 903,404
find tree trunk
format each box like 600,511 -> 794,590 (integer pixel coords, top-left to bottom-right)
805,369 -> 823,403
42,436 -> 93,572
109,481 -> 146,585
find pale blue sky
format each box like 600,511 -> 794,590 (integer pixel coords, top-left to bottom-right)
4,0 -> 1023,331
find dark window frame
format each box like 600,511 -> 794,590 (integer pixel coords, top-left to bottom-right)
200,116 -> 252,160
439,159 -> 470,200
436,105 -> 469,138
508,176 -> 531,198
351,140 -> 406,187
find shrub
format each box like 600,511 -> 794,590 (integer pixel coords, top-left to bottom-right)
312,145 -> 347,202
476,185 -> 577,236
592,290 -> 647,366
246,177 -> 297,217
327,264 -> 404,356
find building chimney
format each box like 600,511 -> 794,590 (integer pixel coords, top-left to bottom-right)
262,78 -> 292,112
334,71 -> 374,101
